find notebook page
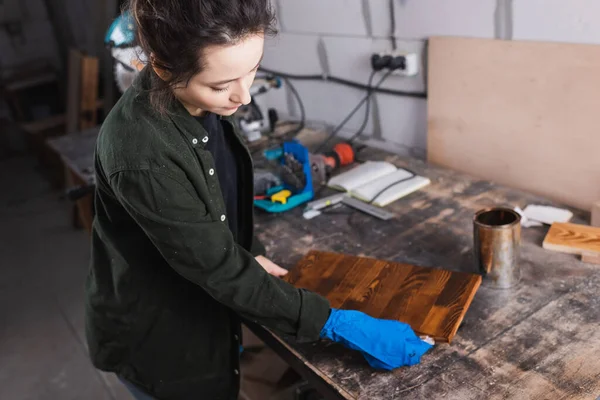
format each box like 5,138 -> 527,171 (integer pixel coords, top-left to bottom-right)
351,169 -> 430,206
327,161 -> 397,192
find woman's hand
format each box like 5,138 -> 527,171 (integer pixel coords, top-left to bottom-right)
320,309 -> 434,370
255,256 -> 288,277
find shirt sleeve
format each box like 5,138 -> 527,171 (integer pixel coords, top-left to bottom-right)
250,234 -> 267,257
110,169 -> 330,342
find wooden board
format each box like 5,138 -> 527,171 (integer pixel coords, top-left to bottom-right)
543,222 -> 600,256
427,36 -> 600,212
79,55 -> 99,130
284,250 -> 482,343
582,202 -> 600,264
591,202 -> 600,227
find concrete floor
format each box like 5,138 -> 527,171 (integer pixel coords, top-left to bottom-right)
0,155 -> 133,400
0,154 -> 307,400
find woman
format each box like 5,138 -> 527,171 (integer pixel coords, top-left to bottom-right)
86,1 -> 432,399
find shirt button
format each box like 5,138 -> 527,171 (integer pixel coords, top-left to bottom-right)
234,369 -> 239,375
192,138 -> 198,145
220,215 -> 226,222
209,168 -> 215,176
202,136 -> 209,143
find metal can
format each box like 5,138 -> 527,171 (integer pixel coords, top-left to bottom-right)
473,207 -> 521,289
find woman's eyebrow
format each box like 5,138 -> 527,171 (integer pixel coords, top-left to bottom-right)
208,53 -> 264,86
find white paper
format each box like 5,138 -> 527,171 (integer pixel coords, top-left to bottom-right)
523,205 -> 573,225
514,206 -> 543,228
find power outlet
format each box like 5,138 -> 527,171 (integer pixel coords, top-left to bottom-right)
372,51 -> 419,77
394,52 -> 419,77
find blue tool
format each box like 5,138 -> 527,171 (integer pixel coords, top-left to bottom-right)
104,11 -> 136,48
254,141 -> 314,213
104,11 -> 147,93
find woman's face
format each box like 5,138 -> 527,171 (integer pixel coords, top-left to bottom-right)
172,34 -> 264,117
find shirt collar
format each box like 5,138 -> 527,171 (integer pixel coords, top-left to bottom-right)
134,66 -> 241,149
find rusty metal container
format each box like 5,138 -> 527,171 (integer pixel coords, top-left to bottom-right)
473,207 -> 521,289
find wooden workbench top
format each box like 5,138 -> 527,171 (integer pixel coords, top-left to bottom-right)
44,123 -> 599,399
46,126 -> 100,184
250,145 -> 599,400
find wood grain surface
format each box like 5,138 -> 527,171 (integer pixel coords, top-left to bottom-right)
582,202 -> 600,264
285,250 -> 482,343
543,222 -> 600,256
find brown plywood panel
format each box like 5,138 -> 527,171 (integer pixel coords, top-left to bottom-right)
543,222 -> 600,256
285,251 -> 482,343
427,36 -> 600,211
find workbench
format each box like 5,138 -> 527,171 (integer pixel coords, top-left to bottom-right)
45,126 -> 600,399
249,143 -> 600,400
46,126 -> 99,233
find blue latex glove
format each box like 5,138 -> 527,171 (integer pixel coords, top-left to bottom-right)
320,309 -> 434,370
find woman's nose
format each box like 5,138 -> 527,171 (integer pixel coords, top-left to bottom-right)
230,81 -> 252,105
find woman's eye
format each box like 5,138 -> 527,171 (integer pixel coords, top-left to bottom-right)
212,87 -> 229,93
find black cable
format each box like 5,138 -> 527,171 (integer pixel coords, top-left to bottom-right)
369,169 -> 417,205
347,72 -> 380,145
315,70 -> 392,153
348,72 -> 377,145
257,67 -> 426,99
389,0 -> 397,51
280,77 -> 305,137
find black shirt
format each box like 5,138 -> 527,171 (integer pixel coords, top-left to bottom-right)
196,112 -> 239,242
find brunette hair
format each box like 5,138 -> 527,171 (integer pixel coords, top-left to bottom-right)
128,0 -> 277,114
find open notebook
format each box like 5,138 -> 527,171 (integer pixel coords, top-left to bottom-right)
327,161 -> 431,207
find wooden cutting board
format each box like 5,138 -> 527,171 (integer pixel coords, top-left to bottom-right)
543,222 -> 600,256
284,251 -> 482,343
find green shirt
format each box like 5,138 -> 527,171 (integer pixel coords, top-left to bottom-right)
85,67 -> 330,399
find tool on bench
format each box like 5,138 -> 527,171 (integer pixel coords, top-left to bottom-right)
253,141 -> 357,213
253,141 -> 314,213
341,196 -> 395,220
303,193 -> 396,221
237,76 -> 282,142
309,142 -> 355,185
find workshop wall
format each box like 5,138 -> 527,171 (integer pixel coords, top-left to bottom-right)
258,0 -> 600,158
56,0 -> 101,56
0,0 -> 60,75
0,0 -> 102,76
